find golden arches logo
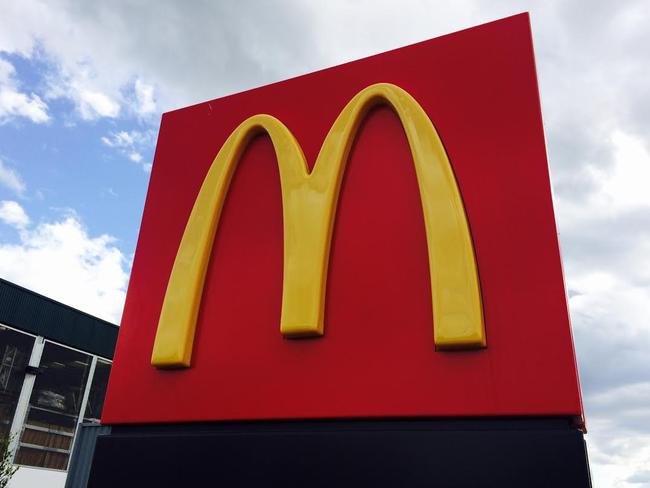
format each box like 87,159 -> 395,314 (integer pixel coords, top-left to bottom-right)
151,83 -> 485,368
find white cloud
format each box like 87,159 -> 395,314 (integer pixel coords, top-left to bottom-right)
0,1 -> 323,118
0,200 -> 30,228
77,88 -> 120,119
0,90 -> 49,124
135,78 -> 156,115
101,130 -> 136,148
598,131 -> 650,210
0,208 -> 128,323
101,129 -> 154,171
42,64 -> 120,120
0,57 -> 49,124
0,58 -> 13,81
0,158 -> 26,196
128,152 -> 143,163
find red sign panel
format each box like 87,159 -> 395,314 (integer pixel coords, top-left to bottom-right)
103,13 -> 584,426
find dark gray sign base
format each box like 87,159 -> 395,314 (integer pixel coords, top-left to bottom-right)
87,418 -> 591,487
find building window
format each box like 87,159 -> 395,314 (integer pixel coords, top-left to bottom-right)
0,326 -> 35,438
15,342 -> 91,470
83,359 -> 111,423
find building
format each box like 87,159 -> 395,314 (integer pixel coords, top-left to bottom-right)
0,278 -> 117,477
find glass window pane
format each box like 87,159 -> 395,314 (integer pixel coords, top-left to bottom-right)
0,326 -> 35,438
83,359 -> 111,423
15,342 -> 91,470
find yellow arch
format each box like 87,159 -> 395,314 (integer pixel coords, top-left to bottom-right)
151,83 -> 485,368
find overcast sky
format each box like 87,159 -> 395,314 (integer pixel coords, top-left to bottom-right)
0,1 -> 649,487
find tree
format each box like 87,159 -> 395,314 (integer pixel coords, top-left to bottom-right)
0,435 -> 18,488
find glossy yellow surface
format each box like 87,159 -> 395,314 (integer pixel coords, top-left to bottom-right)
151,83 -> 485,368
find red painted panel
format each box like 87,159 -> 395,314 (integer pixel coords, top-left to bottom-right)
103,13 -> 584,425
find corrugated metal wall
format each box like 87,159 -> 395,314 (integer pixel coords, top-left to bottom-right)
65,424 -> 112,488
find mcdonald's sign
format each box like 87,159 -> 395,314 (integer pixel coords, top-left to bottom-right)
102,13 -> 584,427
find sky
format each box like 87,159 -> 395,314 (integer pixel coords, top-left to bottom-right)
0,1 -> 649,486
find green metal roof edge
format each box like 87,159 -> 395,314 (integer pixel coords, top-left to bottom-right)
0,277 -> 118,359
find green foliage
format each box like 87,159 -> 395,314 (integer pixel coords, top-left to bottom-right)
0,434 -> 18,488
